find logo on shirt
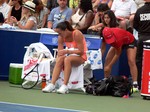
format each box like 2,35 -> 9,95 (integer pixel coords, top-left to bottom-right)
140,13 -> 150,21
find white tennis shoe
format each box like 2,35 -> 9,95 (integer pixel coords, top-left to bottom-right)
42,83 -> 55,93
57,84 -> 69,94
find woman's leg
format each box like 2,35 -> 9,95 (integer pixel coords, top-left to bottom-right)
51,56 -> 65,84
126,47 -> 138,82
63,56 -> 84,85
104,47 -> 116,78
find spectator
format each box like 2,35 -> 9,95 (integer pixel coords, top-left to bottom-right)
70,0 -> 94,34
33,0 -> 49,28
10,1 -> 37,30
6,0 -> 22,24
102,10 -> 118,28
87,3 -> 109,35
47,0 -> 72,29
111,0 -> 137,30
0,0 -> 11,20
42,21 -> 88,94
133,0 -> 150,89
93,0 -> 113,12
0,12 -> 4,25
100,27 -> 138,92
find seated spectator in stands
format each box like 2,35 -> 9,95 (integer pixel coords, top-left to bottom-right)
111,0 -> 137,30
47,0 -> 72,29
87,3 -> 109,35
42,21 -> 88,94
10,1 -> 37,30
0,12 -> 4,25
0,0 -> 11,20
102,10 -> 118,28
93,0 -> 113,12
100,27 -> 138,92
6,0 -> 22,25
33,0 -> 49,28
69,0 -> 94,34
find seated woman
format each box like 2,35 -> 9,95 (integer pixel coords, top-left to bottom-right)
102,10 -> 118,28
100,27 -> 138,92
33,0 -> 49,28
10,1 -> 37,30
42,21 -> 88,94
87,3 -> 109,35
69,0 -> 94,34
6,0 -> 22,24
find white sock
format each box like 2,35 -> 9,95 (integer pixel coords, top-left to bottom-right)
133,81 -> 138,85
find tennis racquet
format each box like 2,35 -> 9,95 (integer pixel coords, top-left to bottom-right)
21,53 -> 44,89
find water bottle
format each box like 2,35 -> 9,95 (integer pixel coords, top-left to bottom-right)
42,75 -> 46,89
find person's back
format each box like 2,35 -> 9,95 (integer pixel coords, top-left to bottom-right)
107,28 -> 134,48
133,0 -> 150,89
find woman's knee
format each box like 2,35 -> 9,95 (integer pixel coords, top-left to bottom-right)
55,56 -> 65,65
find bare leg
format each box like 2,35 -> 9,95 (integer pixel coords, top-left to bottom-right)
126,47 -> 138,82
63,56 -> 84,85
51,56 -> 65,84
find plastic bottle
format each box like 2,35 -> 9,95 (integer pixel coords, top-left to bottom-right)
42,75 -> 46,89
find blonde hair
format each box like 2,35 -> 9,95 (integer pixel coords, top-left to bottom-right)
20,9 -> 37,23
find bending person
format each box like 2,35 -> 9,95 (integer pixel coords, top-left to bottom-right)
42,21 -> 88,94
100,27 -> 138,92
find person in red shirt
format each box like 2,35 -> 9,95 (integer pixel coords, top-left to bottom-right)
101,27 -> 138,91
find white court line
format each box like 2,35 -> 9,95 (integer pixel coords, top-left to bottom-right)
0,101 -> 89,112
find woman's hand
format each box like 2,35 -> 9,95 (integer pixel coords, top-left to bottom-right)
104,65 -> 112,76
58,49 -> 68,56
10,16 -> 18,25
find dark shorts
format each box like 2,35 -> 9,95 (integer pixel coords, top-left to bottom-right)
123,39 -> 137,49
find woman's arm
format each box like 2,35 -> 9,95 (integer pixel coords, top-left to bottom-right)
57,36 -> 66,56
107,47 -> 122,68
68,30 -> 84,55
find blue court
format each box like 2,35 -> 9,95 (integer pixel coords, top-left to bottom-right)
0,102 -> 87,112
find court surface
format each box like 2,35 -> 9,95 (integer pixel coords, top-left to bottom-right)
0,102 -> 87,112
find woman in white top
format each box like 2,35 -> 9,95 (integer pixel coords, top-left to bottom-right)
10,1 -> 37,30
33,0 -> 49,28
69,0 -> 94,34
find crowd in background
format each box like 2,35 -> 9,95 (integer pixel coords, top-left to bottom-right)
0,0 -> 145,32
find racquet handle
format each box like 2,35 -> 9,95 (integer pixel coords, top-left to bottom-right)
37,53 -> 44,64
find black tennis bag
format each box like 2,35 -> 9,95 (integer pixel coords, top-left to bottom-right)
86,75 -> 133,97
109,75 -> 133,97
85,78 -> 111,96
